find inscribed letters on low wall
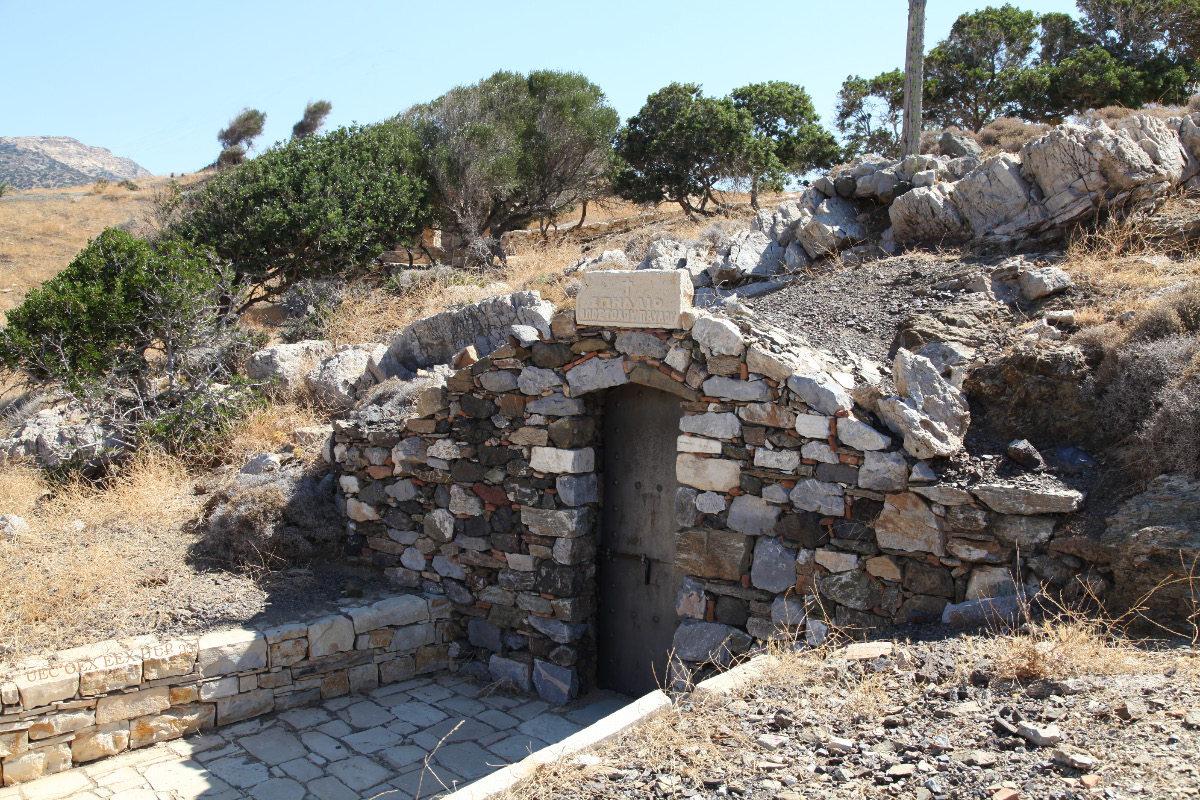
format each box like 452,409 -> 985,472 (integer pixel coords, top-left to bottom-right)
575,269 -> 693,329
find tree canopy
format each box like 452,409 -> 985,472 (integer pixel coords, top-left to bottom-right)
614,82 -> 838,214
834,69 -> 906,158
293,100 -> 333,139
217,108 -> 267,150
407,70 -> 619,264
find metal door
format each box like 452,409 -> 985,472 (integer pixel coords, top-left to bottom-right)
596,384 -> 682,696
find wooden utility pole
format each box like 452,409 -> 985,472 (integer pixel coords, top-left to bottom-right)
901,0 -> 927,157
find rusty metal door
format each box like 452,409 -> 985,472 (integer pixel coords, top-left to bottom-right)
597,384 -> 682,696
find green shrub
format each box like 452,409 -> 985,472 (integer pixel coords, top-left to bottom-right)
0,229 -> 225,383
91,178 -> 110,193
0,183 -> 12,198
118,179 -> 139,191
176,121 -> 433,303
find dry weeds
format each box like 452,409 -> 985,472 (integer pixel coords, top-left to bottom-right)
0,450 -> 202,665
219,400 -> 328,464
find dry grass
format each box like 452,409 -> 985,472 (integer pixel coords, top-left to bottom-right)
219,400 -> 328,464
1063,197 -> 1200,323
0,450 -> 202,664
318,202 -> 753,346
0,175 -> 204,321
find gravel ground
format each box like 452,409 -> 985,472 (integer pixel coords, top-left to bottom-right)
509,631 -> 1200,800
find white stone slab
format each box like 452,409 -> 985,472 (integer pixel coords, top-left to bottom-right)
576,270 -> 693,329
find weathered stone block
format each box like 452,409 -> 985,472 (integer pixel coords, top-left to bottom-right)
216,688 -> 274,725
814,549 -> 859,573
677,454 -> 741,492
12,669 -> 79,709
71,722 -> 130,763
837,417 -> 891,451
727,494 -> 781,536
692,316 -> 745,356
677,435 -> 722,454
875,492 -> 945,556
672,621 -> 750,665
819,570 -> 884,612
96,687 -> 170,725
787,373 -> 853,416
702,376 -> 768,402
750,537 -> 798,593
992,515 -> 1056,547
970,483 -> 1084,515
680,412 -> 741,440
858,450 -> 908,492
738,402 -> 796,428
677,577 -> 706,619
533,659 -> 579,705
130,705 -> 214,749
196,628 -> 268,677
489,655 -> 532,692
965,566 -> 1019,601
789,479 -> 844,516
576,269 -> 693,329
565,357 -> 629,396
347,595 -> 429,634
28,709 -> 94,740
676,529 -> 751,581
308,616 -> 355,659
521,507 -> 589,538
754,448 -> 801,472
556,474 -> 599,506
530,446 -> 594,474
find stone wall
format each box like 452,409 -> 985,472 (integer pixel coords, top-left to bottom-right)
0,593 -> 449,786
332,305 -> 1098,705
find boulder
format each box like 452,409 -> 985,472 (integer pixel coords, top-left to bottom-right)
939,130 -> 983,159
1101,474 -> 1200,620
305,344 -> 385,409
795,196 -> 867,258
1017,266 -> 1073,301
0,403 -> 125,470
876,350 -> 970,459
752,195 -> 820,246
245,340 -> 334,394
389,291 -> 554,372
1116,114 -> 1189,184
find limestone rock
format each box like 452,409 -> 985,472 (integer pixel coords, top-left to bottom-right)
677,454 -> 741,492
728,494 -> 781,536
692,316 -> 745,357
940,130 -> 983,159
672,621 -> 751,666
787,372 -> 853,416
680,412 -> 742,440
0,403 -> 124,470
1018,267 -> 1073,301
837,417 -> 891,451
389,291 -> 554,371
889,183 -> 969,242
819,569 -> 883,612
941,594 -> 1026,627
970,482 -> 1083,515
789,479 -> 845,517
565,357 -> 629,395
245,340 -> 335,394
876,492 -> 945,556
877,349 -> 970,459
795,196 -> 867,258
638,238 -> 712,287
950,153 -> 1046,237
859,450 -> 908,492
965,566 -> 1018,601
305,345 -> 384,409
711,229 -> 784,285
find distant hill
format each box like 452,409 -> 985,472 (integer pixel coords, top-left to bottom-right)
0,136 -> 153,190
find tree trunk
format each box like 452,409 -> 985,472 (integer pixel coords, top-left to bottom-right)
573,200 -> 588,230
750,177 -> 760,211
902,0 -> 927,158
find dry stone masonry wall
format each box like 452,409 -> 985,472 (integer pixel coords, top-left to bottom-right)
0,594 -> 449,786
332,279 -> 1099,706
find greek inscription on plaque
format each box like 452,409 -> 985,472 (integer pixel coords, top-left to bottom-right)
575,269 -> 693,329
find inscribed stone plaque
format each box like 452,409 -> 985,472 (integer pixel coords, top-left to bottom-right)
576,269 -> 693,329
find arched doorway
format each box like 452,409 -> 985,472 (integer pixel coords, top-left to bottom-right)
595,383 -> 682,695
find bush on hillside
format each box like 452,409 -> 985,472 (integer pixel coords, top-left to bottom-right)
0,228 -> 263,461
177,121 -> 433,304
975,117 -> 1050,152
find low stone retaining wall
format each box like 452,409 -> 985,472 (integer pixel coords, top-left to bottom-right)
0,592 -> 450,786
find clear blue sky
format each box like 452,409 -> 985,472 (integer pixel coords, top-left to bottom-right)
2,0 -> 1080,176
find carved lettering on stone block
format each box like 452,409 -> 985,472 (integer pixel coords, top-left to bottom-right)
576,269 -> 693,329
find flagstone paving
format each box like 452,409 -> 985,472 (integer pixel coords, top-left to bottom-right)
0,673 -> 629,800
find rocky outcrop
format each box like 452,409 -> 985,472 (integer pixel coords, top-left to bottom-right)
1101,474 -> 1200,621
245,340 -> 334,395
388,290 -> 555,373
305,344 -> 388,409
0,404 -> 125,470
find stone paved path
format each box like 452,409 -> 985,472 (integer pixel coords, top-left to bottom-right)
0,673 -> 629,800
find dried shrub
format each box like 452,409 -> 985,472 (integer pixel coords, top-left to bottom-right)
976,117 -> 1050,152
1138,372 -> 1200,477
1126,305 -> 1185,342
1092,335 -> 1200,440
202,468 -> 342,568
